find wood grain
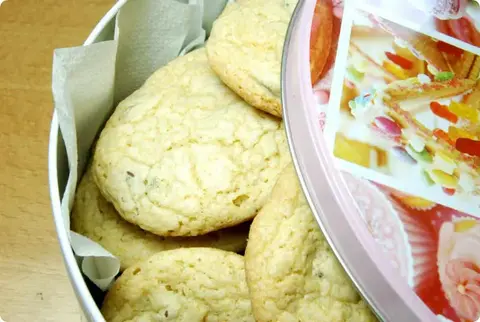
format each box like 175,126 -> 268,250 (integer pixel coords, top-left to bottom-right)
0,0 -> 114,321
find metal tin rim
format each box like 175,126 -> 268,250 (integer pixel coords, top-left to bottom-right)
281,1 -> 438,321
47,2 -> 125,321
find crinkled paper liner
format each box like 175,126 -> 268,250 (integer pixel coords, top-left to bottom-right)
51,0 -> 232,291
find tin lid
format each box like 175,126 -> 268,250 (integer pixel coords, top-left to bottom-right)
282,1 -> 480,321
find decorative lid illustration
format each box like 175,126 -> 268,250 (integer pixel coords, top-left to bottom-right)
282,0 -> 480,320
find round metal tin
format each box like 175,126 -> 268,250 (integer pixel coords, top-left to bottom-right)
48,1 -> 475,321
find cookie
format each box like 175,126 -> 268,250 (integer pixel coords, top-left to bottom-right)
71,166 -> 250,271
207,0 -> 333,117
245,165 -> 377,322
206,0 -> 292,117
92,48 -> 290,237
101,248 -> 254,322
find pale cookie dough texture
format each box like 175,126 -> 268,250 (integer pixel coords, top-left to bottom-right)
245,165 -> 377,322
71,166 -> 251,271
101,248 -> 255,322
206,0 -> 297,118
92,48 -> 290,237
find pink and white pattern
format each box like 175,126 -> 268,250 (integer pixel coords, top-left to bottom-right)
389,194 -> 440,291
343,174 -> 414,283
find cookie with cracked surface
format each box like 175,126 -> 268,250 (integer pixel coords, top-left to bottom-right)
206,0 -> 332,117
71,166 -> 251,271
92,48 -> 290,237
206,0 -> 294,117
101,248 -> 255,322
245,165 -> 377,322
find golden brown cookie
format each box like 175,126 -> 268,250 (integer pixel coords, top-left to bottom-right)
245,165 -> 377,322
206,0 -> 294,117
92,48 -> 290,237
72,166 -> 250,270
101,248 -> 254,322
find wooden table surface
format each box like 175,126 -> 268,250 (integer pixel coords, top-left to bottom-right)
0,0 -> 113,320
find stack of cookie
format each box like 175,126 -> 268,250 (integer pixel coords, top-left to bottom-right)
71,0 -> 378,321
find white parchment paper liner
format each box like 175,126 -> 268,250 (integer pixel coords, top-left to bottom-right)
51,0 -> 230,291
